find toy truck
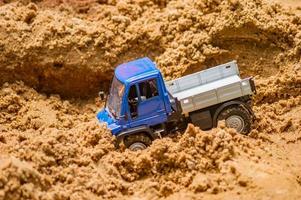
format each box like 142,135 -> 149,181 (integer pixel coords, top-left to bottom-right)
97,57 -> 256,151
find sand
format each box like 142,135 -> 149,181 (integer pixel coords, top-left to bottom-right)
0,0 -> 301,199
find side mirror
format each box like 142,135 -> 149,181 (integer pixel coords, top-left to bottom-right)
98,91 -> 105,100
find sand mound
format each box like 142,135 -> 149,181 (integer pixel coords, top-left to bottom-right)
0,156 -> 50,200
0,0 -> 301,97
1,82 -> 300,199
0,82 -> 257,199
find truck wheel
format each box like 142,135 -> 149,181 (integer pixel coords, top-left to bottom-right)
217,106 -> 251,135
123,133 -> 152,151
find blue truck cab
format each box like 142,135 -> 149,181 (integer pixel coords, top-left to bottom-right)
97,57 -> 256,150
97,58 -> 175,138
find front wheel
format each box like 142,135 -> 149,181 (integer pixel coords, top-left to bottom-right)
123,133 -> 152,151
217,106 -> 252,135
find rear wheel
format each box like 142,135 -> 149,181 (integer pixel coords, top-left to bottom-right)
123,133 -> 152,151
217,106 -> 251,135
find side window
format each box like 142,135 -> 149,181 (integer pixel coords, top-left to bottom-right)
128,85 -> 138,101
138,79 -> 159,101
128,85 -> 138,118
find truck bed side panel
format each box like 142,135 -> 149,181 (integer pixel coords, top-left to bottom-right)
217,82 -> 243,102
166,61 -> 239,94
165,60 -> 254,114
193,90 -> 218,109
178,78 -> 253,114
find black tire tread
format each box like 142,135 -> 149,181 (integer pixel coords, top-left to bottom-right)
217,106 -> 252,135
123,133 -> 152,148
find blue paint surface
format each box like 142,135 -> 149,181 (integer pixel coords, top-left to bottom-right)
115,57 -> 158,83
97,57 -> 173,136
96,108 -> 121,135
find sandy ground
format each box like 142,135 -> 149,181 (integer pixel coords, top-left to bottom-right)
0,0 -> 301,199
268,0 -> 301,14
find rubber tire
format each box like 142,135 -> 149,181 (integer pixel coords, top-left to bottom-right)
123,133 -> 152,151
217,106 -> 252,135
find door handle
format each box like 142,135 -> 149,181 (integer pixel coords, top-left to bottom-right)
157,109 -> 165,113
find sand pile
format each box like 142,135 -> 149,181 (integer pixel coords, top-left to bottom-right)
0,81 -> 300,199
0,83 -> 254,199
0,0 -> 301,199
0,0 -> 301,97
0,83 -> 251,199
0,156 -> 50,200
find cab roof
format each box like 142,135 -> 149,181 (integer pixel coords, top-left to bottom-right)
115,57 -> 159,83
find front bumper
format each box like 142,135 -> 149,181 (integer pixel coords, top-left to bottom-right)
96,108 -> 121,135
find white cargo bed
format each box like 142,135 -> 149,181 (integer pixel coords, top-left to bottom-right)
165,61 -> 254,114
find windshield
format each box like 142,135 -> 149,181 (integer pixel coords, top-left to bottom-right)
107,76 -> 125,119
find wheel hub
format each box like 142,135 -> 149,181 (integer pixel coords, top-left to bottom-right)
226,115 -> 245,133
129,142 -> 147,151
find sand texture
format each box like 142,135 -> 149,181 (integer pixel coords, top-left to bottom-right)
0,0 -> 301,199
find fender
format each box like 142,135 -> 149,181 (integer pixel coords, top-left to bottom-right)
212,100 -> 255,127
115,125 -> 156,146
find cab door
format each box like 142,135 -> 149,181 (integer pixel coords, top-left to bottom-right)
127,78 -> 167,128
